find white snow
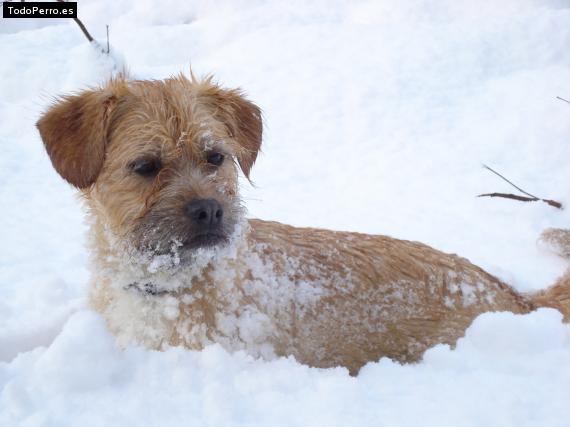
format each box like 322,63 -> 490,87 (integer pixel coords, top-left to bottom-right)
1,310 -> 569,426
1,0 -> 570,425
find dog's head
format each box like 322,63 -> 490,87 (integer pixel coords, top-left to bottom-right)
37,74 -> 262,260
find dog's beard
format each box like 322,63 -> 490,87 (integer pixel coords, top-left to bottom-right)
127,201 -> 245,271
94,211 -> 248,296
90,197 -> 247,295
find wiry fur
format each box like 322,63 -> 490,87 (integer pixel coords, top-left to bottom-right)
534,228 -> 570,322
37,74 -> 570,375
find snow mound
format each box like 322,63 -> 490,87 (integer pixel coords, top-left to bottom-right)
1,310 -> 569,426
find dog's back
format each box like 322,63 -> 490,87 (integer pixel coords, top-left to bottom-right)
248,219 -> 537,374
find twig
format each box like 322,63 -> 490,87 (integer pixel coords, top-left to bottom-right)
106,25 -> 110,54
57,0 -> 95,44
482,164 -> 538,199
557,96 -> 570,105
477,193 -> 563,209
479,165 -> 563,210
71,15 -> 95,43
478,193 -> 537,202
538,199 -> 563,209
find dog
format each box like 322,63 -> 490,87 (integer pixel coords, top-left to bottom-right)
36,74 -> 570,374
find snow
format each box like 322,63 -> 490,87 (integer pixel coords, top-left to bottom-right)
1,0 -> 570,425
2,310 -> 569,426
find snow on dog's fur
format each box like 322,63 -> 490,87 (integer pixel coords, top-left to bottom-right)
36,74 -> 570,374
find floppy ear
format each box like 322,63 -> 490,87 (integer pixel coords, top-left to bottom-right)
36,89 -> 116,189
211,89 -> 263,179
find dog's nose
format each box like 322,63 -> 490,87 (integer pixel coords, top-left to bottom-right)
185,198 -> 223,227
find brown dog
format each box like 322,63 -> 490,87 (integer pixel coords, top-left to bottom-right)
37,74 -> 570,374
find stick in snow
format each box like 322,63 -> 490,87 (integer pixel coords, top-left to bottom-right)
57,0 -> 112,56
477,164 -> 563,210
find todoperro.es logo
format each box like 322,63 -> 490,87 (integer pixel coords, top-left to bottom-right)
2,2 -> 77,18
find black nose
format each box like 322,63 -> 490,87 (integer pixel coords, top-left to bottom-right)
185,198 -> 223,228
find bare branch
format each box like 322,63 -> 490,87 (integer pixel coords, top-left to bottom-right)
482,164 -> 538,199
477,193 -> 563,209
478,193 -> 538,202
556,96 -> 570,105
543,199 -> 564,209
106,25 -> 110,54
71,16 -> 95,43
479,166 -> 563,210
57,0 -> 95,44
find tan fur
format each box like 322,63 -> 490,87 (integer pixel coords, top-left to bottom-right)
534,228 -> 570,322
37,89 -> 118,188
541,228 -> 570,260
37,74 -> 570,375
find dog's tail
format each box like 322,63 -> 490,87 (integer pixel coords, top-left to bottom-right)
530,228 -> 570,321
532,275 -> 570,321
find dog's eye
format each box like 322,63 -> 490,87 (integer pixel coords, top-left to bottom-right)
129,158 -> 162,177
207,152 -> 225,166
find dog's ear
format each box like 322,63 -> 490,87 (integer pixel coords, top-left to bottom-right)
210,89 -> 263,179
37,89 -> 117,189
